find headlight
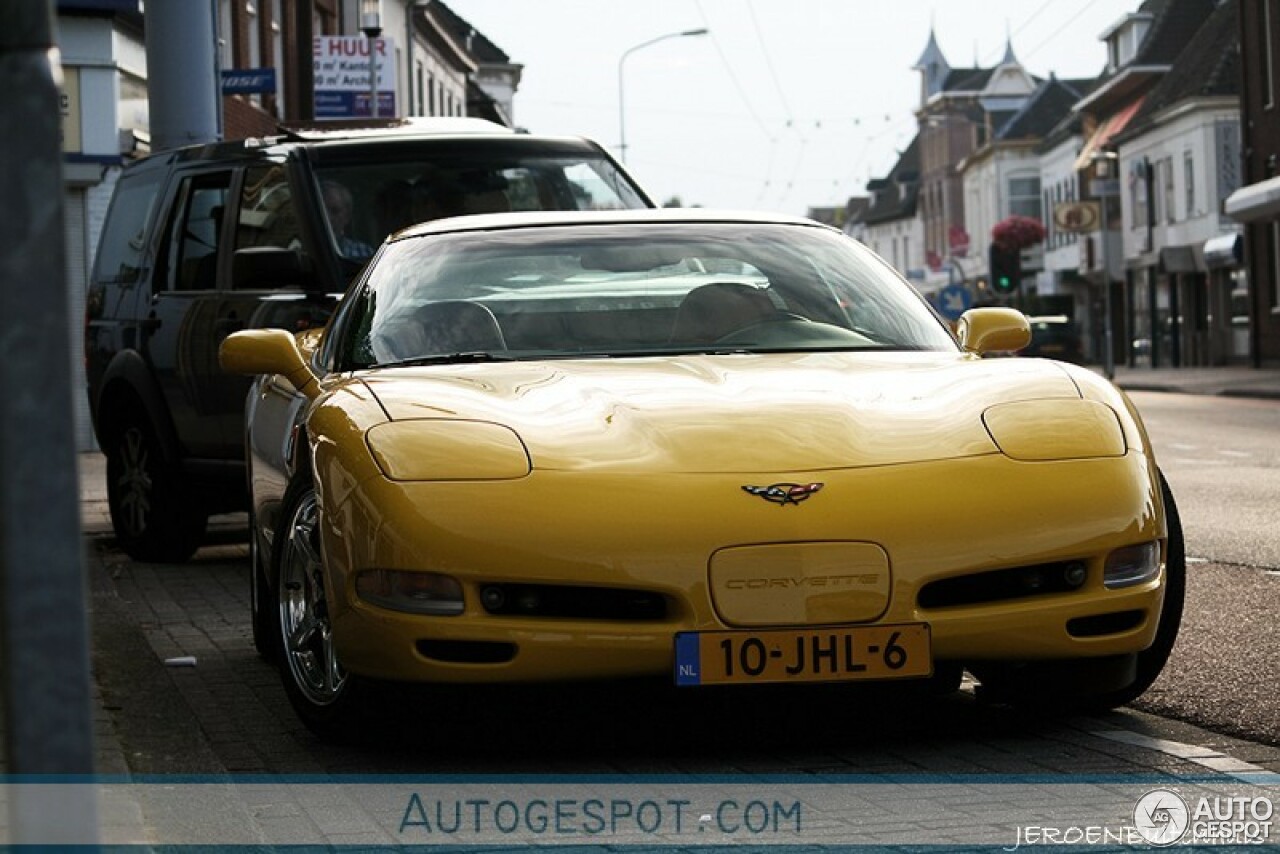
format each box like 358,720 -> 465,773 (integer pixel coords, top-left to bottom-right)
1103,541 -> 1161,589
982,399 -> 1126,461
355,569 -> 464,615
366,419 -> 530,481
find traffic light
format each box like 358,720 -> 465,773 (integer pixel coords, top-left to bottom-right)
989,243 -> 1021,294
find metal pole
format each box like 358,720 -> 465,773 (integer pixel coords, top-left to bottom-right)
146,0 -> 220,149
368,31 -> 379,118
617,28 -> 708,164
0,0 -> 99,844
617,53 -> 627,162
1101,187 -> 1115,380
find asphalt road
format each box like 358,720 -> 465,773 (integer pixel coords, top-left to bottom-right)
1125,391 -> 1280,748
1132,391 -> 1280,569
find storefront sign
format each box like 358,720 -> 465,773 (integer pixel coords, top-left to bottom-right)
313,35 -> 396,118
60,66 -> 82,153
1053,201 -> 1101,234
222,68 -> 277,95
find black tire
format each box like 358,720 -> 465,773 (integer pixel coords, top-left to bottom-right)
972,470 -> 1186,712
273,478 -> 369,739
105,411 -> 207,562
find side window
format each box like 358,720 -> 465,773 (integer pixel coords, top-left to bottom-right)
163,172 -> 231,292
236,165 -> 301,251
562,162 -> 630,210
93,169 -> 165,283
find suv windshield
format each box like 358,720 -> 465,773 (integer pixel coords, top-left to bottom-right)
316,151 -> 647,261
337,222 -> 958,368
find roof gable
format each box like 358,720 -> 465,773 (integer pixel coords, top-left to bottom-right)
1122,0 -> 1240,136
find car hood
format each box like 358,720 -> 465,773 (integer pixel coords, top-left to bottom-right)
360,352 -> 1081,473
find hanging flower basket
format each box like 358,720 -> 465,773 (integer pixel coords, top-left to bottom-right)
991,215 -> 1047,252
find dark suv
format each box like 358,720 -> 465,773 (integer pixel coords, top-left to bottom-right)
86,118 -> 652,561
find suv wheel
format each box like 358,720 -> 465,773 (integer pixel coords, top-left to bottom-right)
106,412 -> 207,562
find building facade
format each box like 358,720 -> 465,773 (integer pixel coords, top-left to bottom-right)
1225,0 -> 1280,366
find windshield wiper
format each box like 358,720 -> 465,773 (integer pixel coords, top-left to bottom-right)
378,351 -> 518,368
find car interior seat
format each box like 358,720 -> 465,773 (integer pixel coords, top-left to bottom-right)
669,282 -> 780,345
371,300 -> 507,363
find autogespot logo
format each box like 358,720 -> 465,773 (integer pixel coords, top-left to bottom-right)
1133,789 -> 1190,845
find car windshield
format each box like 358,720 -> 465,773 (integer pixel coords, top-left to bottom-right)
336,222 -> 959,368
315,150 -> 647,262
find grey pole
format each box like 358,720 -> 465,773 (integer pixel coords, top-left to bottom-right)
617,28 -> 708,163
1093,150 -> 1118,381
146,0 -> 221,150
368,30 -> 379,118
0,0 -> 99,845
1101,188 -> 1115,380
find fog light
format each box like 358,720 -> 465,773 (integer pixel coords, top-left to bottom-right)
480,586 -> 506,611
1103,542 -> 1161,589
356,570 -> 464,615
1063,561 -> 1088,588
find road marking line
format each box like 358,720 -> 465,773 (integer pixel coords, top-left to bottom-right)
1091,729 -> 1280,784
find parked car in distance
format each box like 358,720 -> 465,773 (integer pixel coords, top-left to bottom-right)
220,209 -> 1184,738
1021,314 -> 1086,363
85,118 -> 652,562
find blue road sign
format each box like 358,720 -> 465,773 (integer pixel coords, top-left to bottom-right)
937,283 -> 973,321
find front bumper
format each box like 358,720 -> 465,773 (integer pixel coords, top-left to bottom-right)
320,452 -> 1168,684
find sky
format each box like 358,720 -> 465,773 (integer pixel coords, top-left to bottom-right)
443,0 -> 1140,216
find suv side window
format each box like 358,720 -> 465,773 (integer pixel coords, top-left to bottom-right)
164,172 -> 232,292
93,169 -> 165,283
236,165 -> 302,252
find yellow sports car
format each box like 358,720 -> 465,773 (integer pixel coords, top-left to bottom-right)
221,209 -> 1183,736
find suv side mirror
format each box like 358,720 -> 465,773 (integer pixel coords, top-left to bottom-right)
956,307 -> 1031,355
231,246 -> 312,290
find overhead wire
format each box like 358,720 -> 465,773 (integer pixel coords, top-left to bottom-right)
745,0 -> 809,207
691,0 -> 779,203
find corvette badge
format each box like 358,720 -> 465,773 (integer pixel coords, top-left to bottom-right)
742,482 -> 824,506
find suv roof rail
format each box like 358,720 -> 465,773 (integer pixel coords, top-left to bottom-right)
275,117 -> 513,142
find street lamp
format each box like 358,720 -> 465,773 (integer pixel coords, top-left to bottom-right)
617,27 -> 708,163
1091,149 -> 1120,380
361,0 -> 382,118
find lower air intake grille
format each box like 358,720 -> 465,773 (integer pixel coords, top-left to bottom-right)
918,560 -> 1088,609
480,583 -> 668,621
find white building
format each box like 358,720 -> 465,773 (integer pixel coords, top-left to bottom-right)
57,1 -> 149,450
1108,0 -> 1244,366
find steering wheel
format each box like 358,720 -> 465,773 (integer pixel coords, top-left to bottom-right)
715,313 -> 810,345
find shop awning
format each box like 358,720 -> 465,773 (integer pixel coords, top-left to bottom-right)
1158,245 -> 1202,274
1073,96 -> 1146,171
1204,233 -> 1243,268
1224,174 -> 1280,222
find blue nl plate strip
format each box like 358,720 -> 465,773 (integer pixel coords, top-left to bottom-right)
673,632 -> 701,686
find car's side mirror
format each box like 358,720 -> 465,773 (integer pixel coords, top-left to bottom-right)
231,246 -> 311,291
956,307 -> 1031,355
219,328 -> 319,398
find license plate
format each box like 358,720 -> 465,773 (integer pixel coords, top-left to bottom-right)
674,624 -> 931,686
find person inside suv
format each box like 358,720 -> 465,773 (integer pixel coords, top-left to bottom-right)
321,180 -> 375,259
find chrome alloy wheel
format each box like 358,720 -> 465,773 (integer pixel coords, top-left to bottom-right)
114,425 -> 153,537
278,490 -> 347,706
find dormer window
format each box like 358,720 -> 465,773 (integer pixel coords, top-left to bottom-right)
1102,12 -> 1154,72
